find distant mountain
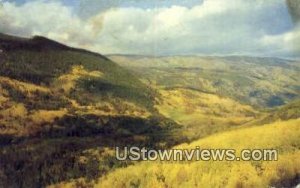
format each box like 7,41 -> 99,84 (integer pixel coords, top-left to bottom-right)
109,55 -> 300,108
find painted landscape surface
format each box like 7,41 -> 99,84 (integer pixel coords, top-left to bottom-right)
0,0 -> 300,187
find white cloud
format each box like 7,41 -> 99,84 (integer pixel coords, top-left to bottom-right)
261,26 -> 300,57
0,1 -> 95,47
0,0 -> 297,57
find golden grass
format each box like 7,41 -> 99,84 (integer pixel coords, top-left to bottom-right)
51,66 -> 151,117
53,65 -> 103,93
92,119 -> 300,188
71,100 -> 151,118
30,109 -> 67,124
157,88 -> 256,123
0,76 -> 50,94
0,73 -> 151,136
0,103 -> 28,135
156,88 -> 259,139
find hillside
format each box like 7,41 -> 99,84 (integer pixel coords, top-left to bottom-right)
109,55 -> 300,108
0,33 -> 160,137
108,54 -> 300,140
0,33 -> 184,187
79,119 -> 300,188
0,33 -> 299,187
258,99 -> 300,124
155,88 -> 259,140
46,54 -> 300,188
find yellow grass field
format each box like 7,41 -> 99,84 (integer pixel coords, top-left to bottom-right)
91,119 -> 300,188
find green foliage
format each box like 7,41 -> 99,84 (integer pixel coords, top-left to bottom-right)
0,34 -> 155,110
74,77 -> 155,111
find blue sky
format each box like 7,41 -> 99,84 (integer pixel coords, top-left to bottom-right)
6,0 -> 205,18
0,0 -> 299,57
7,0 -> 203,8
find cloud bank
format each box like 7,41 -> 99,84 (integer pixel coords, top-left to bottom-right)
0,0 -> 299,57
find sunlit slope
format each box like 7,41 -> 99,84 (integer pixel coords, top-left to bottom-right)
0,33 -> 184,187
0,33 -> 154,110
0,33 -> 157,136
95,119 -> 300,188
156,88 -> 258,139
109,55 -> 300,108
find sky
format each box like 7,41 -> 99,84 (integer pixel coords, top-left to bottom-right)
0,0 -> 300,57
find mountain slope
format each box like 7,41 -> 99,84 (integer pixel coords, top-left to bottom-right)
0,33 -> 184,187
0,33 -> 154,109
109,55 -> 300,108
258,99 -> 300,124
92,119 -> 300,188
155,88 -> 258,140
0,33 -> 160,137
109,54 -> 300,140
1,33 -> 299,188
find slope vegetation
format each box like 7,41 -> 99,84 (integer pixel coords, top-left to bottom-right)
93,119 -> 300,188
109,55 -> 300,108
0,33 -> 158,137
156,88 -> 258,140
0,33 -> 183,187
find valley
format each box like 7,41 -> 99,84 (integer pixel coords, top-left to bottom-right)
0,34 -> 300,188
